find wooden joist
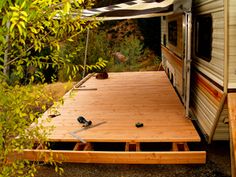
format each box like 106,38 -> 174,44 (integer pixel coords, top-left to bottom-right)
73,143 -> 93,151
172,143 -> 189,151
125,142 -> 140,151
9,150 -> 206,164
227,93 -> 236,177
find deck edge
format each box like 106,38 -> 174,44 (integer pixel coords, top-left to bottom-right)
9,149 -> 206,164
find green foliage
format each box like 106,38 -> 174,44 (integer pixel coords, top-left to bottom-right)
0,82 -> 52,177
86,31 -> 111,66
0,0 -> 106,176
0,0 -> 104,84
108,36 -> 143,72
57,30 -> 109,81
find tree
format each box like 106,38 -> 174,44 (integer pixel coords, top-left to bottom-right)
0,0 -> 106,176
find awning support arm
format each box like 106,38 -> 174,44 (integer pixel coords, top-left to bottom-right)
184,11 -> 192,118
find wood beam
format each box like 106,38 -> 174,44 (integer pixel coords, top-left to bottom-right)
8,150 -> 206,164
228,93 -> 236,177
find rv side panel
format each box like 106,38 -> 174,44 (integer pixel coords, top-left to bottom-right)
161,14 -> 184,98
191,0 -> 229,141
192,0 -> 224,86
213,104 -> 229,140
191,71 -> 225,138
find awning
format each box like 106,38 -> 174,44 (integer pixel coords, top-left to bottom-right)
78,0 -> 192,21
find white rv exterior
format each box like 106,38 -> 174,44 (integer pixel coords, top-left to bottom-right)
161,0 -> 236,142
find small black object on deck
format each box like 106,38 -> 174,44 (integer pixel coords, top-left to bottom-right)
96,72 -> 108,79
135,122 -> 144,128
77,116 -> 92,127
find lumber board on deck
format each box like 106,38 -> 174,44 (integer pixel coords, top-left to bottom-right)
40,72 -> 200,143
9,150 -> 206,164
228,93 -> 236,177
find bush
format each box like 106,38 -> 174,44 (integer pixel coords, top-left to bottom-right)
57,30 -> 110,81
107,35 -> 143,72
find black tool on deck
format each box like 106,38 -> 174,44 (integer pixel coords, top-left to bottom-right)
77,116 -> 92,127
135,122 -> 144,128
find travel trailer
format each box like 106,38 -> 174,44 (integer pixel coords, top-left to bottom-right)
161,0 -> 235,174
161,0 -> 232,143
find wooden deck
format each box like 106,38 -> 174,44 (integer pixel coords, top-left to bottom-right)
17,71 -> 206,164
228,93 -> 236,177
44,71 -> 200,143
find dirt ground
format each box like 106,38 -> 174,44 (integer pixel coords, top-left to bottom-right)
36,141 -> 231,177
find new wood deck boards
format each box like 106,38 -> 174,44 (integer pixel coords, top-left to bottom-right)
43,71 -> 200,143
228,93 -> 236,177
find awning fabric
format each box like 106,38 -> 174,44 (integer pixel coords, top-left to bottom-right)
79,0 -> 192,21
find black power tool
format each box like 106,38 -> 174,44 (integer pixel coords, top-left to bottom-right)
77,116 -> 92,127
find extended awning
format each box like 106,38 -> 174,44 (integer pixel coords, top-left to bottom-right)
78,0 -> 192,21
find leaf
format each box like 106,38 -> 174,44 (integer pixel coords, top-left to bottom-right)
10,22 -> 17,32
12,11 -> 20,18
2,16 -> 9,26
21,1 -> 26,9
18,170 -> 24,174
67,38 -> 73,42
20,14 -> 28,22
12,162 -> 17,169
74,0 -> 79,7
63,2 -> 71,13
19,38 -> 25,45
56,42 -> 60,51
9,6 -> 19,11
19,21 -> 26,29
30,27 -> 38,34
17,23 -> 23,35
78,0 -> 84,4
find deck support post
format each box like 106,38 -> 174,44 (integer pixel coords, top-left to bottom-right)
172,143 -> 189,151
73,143 -> 93,151
125,142 -> 140,151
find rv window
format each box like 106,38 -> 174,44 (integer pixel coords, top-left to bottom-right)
168,20 -> 177,46
195,14 -> 212,62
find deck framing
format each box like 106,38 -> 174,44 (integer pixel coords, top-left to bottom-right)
10,150 -> 206,164
228,93 -> 236,177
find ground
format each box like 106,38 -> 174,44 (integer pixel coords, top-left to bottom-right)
36,141 -> 231,177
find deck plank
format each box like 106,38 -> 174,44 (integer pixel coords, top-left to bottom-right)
42,71 -> 200,143
228,93 -> 236,177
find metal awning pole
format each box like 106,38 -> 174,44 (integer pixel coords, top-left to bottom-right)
82,28 -> 90,78
3,21 -> 10,76
184,11 -> 192,118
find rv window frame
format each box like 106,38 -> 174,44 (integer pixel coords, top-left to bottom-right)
195,14 -> 213,62
168,20 -> 178,46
